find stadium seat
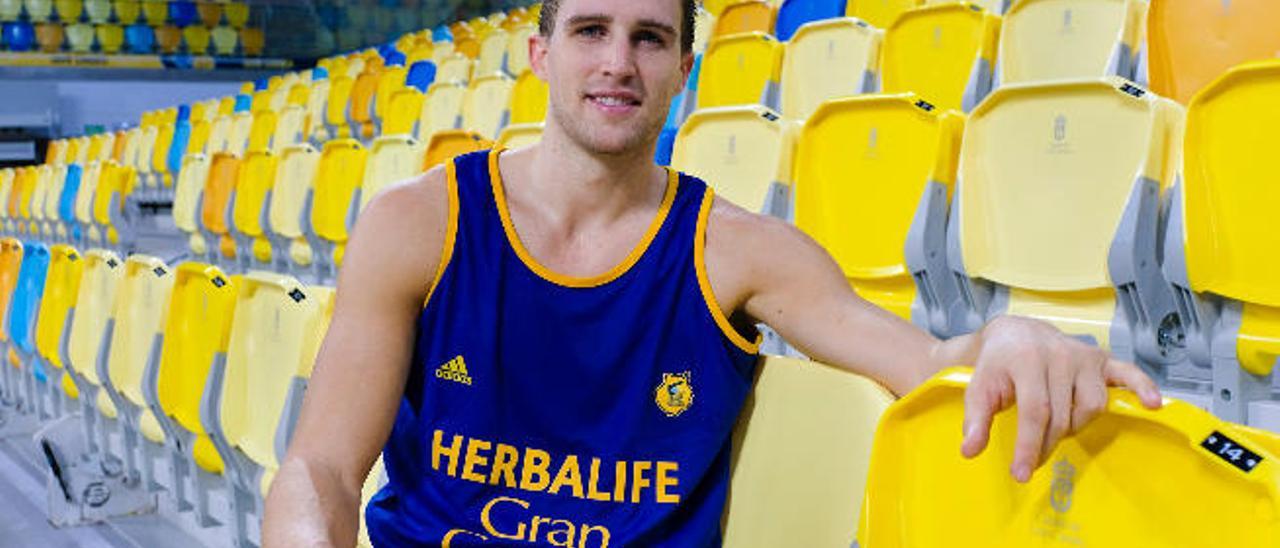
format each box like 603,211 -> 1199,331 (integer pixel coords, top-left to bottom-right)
64,249 -> 124,456
306,138 -> 367,276
1164,60 -> 1280,425
72,161 -> 102,243
154,24 -> 181,54
416,81 -> 466,141
35,245 -> 83,411
95,162 -> 138,247
151,262 -> 236,527
714,0 -> 776,37
0,239 -> 20,400
53,0 -> 79,20
505,23 -> 535,75
9,241 -> 49,417
671,105 -> 793,217
721,355 -> 893,547
857,367 -> 1280,547
197,153 -> 240,264
124,23 -> 154,53
168,0 -> 195,27
1146,0 -> 1280,105
359,135 -> 421,213
881,3 -> 1001,113
348,67 -> 381,141
949,77 -> 1185,370
496,122 -> 543,149
509,69 -> 548,125
2,22 -> 35,51
793,93 -> 964,334
476,27 -> 507,75
0,0 -> 22,21
195,0 -> 220,26
66,23 -> 95,53
230,149 -> 277,268
113,0 -> 139,24
140,0 -> 165,24
436,53 -> 474,85
848,0 -> 921,28
462,74 -> 514,139
202,275 -> 334,548
998,0 -> 1144,86
56,164 -> 80,241
238,27 -> 262,56
781,17 -> 880,120
26,0 -> 53,23
324,72 -> 356,140
0,169 -> 12,235
422,129 -> 490,171
34,22 -> 63,53
268,143 -> 319,274
172,151 -> 210,258
224,1 -> 248,28
775,0 -> 847,42
226,94 -> 254,156
84,0 -> 110,23
210,24 -> 236,55
698,32 -> 784,109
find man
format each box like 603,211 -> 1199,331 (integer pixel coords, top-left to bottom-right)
263,0 -> 1162,545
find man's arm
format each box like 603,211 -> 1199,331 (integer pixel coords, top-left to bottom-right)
261,168 -> 450,547
705,199 -> 1161,482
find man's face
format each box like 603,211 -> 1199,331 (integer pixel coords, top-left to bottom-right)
531,0 -> 693,156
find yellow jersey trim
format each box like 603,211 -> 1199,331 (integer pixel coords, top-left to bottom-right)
488,149 -> 679,289
423,158 -> 461,309
694,187 -> 760,355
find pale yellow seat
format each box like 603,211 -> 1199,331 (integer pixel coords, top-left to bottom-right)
462,74 -> 515,139
92,162 -> 137,247
66,250 -> 124,421
417,81 -> 467,142
306,78 -> 333,142
780,17 -> 882,121
698,32 -> 784,109
505,23 -> 536,75
309,140 -> 369,272
793,93 -> 964,334
29,164 -> 51,234
1147,0 -> 1280,105
881,3 -> 1001,113
173,153 -> 211,256
998,0 -> 1145,86
849,0 -> 923,28
360,136 -> 423,212
437,54 -> 475,85
74,161 -> 106,244
508,69 -> 549,125
149,108 -> 179,190
269,144 -> 321,271
953,77 -> 1184,367
857,367 -> 1280,547
671,105 -> 793,217
496,123 -> 543,149
36,245 -> 83,404
476,28 -> 508,75
1164,60 -> 1280,424
722,355 -> 894,548
0,169 -> 12,233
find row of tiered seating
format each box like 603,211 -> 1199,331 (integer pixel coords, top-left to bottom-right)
0,0 -> 260,55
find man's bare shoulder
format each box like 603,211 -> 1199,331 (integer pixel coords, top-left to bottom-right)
702,195 -> 828,314
704,195 -> 812,254
341,165 -> 452,298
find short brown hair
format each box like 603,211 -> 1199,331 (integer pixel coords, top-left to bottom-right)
539,0 -> 697,54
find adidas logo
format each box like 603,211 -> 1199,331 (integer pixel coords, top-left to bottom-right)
435,356 -> 473,386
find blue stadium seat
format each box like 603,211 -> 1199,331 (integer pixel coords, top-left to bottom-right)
776,0 -> 848,41
59,165 -> 81,241
3,22 -> 35,52
167,104 -> 192,190
124,23 -> 154,53
432,25 -> 452,42
234,92 -> 251,113
10,241 -> 49,365
168,0 -> 196,27
405,60 -> 436,92
253,77 -> 269,91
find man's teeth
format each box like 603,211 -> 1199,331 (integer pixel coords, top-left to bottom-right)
595,96 -> 632,106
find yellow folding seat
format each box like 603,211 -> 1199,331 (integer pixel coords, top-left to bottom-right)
698,32 -> 784,109
268,144 -> 320,272
113,0 -> 139,23
134,112 -> 159,185
308,139 -> 367,272
187,112 -> 212,158
858,367 -> 1280,547
183,25 -> 211,55
25,0 -> 53,21
721,356 -> 892,548
1147,0 -> 1280,105
383,86 -> 425,138
359,135 -> 422,215
351,69 -> 384,142
497,122 -> 543,149
93,162 -> 137,247
95,132 -> 116,163
671,105 -> 794,217
998,0 -> 1144,86
780,18 -> 881,121
508,69 -> 548,126
373,63 -> 408,132
436,53 -> 475,85
224,1 -> 248,27
96,23 -> 125,54
325,72 -> 356,140
1164,60 -> 1280,424
231,148 -> 278,266
74,161 -> 103,243
714,0 -> 776,38
173,153 -> 210,258
149,107 -> 179,190
952,77 -> 1185,368
881,3 -> 1001,113
12,167 -> 35,236
848,0 -> 922,28
35,245 -> 83,406
0,239 -> 20,404
1,0 -> 24,20
505,23 -> 535,76
119,127 -> 143,175
792,94 -> 964,333
462,74 -> 515,139
274,89 -> 308,153
227,105 -> 255,157
29,164 -> 51,235
305,77 -> 332,143
40,163 -> 64,237
153,262 -> 237,526
207,110 -> 234,156
475,28 -> 508,76
0,169 -> 12,234
431,40 -> 456,66
65,249 -> 124,434
422,130 -> 492,172
417,81 -> 467,142
200,153 -> 241,263
74,135 -> 93,165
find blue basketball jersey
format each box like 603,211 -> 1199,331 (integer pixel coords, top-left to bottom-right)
366,149 -> 761,547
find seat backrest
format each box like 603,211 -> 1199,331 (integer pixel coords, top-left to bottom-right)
776,0 -> 847,42
794,94 -> 962,318
999,0 -> 1141,85
958,77 -> 1179,291
306,78 -> 332,141
418,81 -> 467,140
326,74 -> 356,136
246,107 -> 277,155
509,69 -> 549,125
384,87 -> 425,137
221,274 -> 330,478
66,249 -> 123,385
206,112 -> 233,155
423,130 -> 492,171
36,245 -> 83,368
848,0 -> 923,28
361,136 -> 422,210
150,108 -> 177,177
715,0 -> 776,38
74,161 -> 102,224
0,168 -> 12,221
350,69 -> 381,140
27,165 -> 48,222
1148,0 -> 1280,105
93,163 -> 136,245
269,143 -> 320,241
232,150 -> 278,240
57,164 -> 81,224
9,241 -> 49,354
227,110 -> 254,157
1182,60 -> 1280,307
722,355 -> 894,548
698,32 -> 784,109
106,255 -> 174,408
173,153 -> 210,234
856,366 -> 1280,546
0,240 -> 20,343
462,74 -> 515,139
200,152 -> 241,237
437,54 -> 474,85
781,17 -> 881,121
505,24 -> 535,75
312,139 -> 368,244
156,263 -> 236,473
671,105 -> 793,214
476,28 -> 507,75
881,3 -> 1001,112
44,164 -> 67,223
496,122 -> 544,149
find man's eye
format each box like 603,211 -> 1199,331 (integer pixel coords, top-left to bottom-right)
636,31 -> 665,45
576,25 -> 606,38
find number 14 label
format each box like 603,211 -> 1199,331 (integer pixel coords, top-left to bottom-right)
1202,431 -> 1263,473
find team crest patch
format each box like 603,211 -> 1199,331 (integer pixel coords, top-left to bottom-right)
655,372 -> 694,417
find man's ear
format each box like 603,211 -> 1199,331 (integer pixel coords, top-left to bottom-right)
678,51 -> 695,92
529,33 -> 550,81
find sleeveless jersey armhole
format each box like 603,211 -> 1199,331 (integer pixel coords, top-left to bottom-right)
694,186 -> 761,354
422,158 -> 461,309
